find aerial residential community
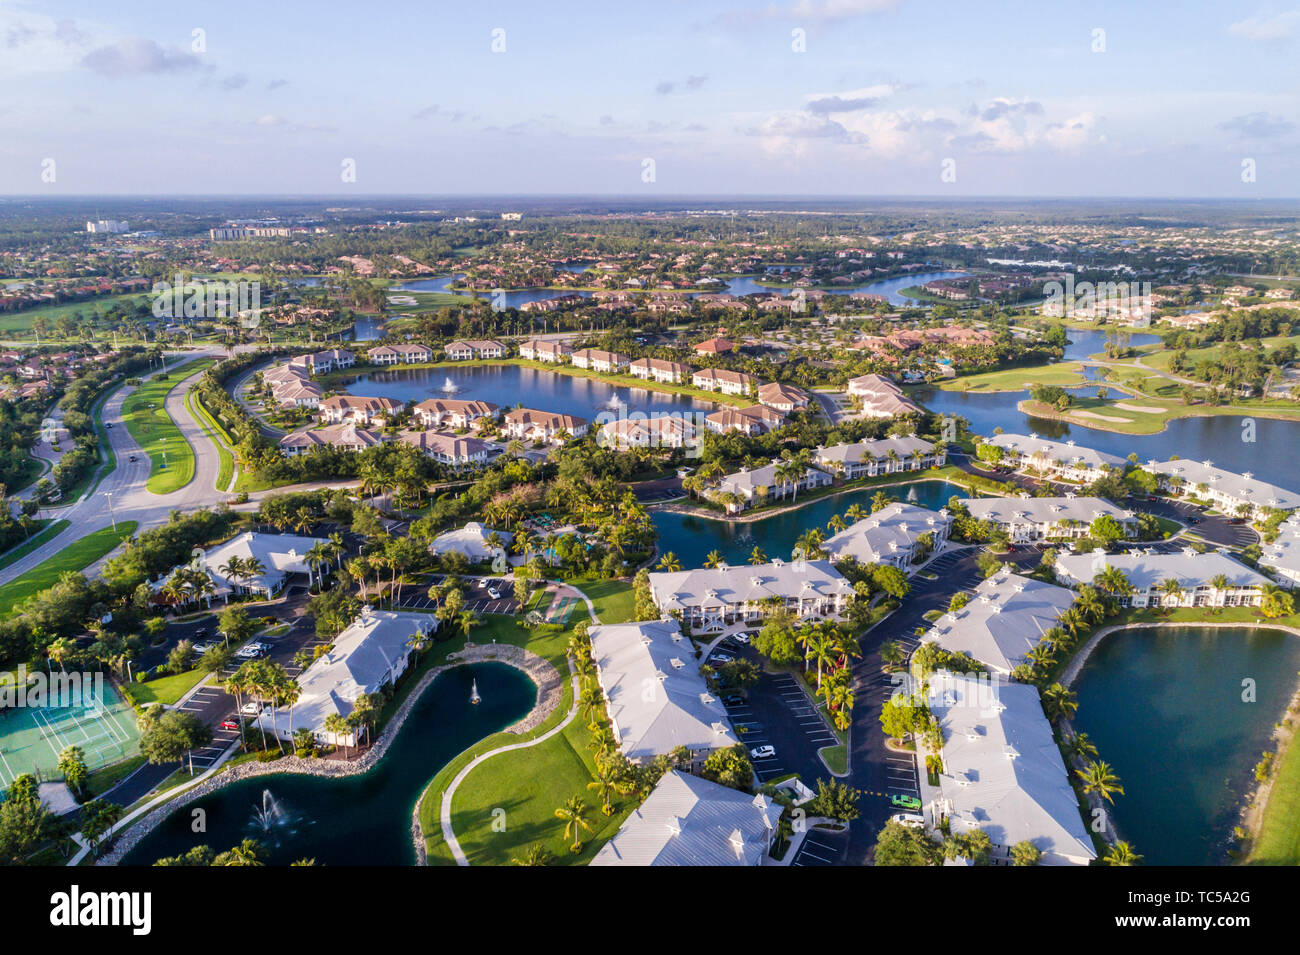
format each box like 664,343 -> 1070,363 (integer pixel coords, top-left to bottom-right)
0,0 -> 1296,934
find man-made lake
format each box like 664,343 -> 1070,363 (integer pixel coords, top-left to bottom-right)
392,274 -> 596,310
653,479 -> 968,568
340,363 -> 717,421
1060,327 -> 1161,361
122,662 -> 536,866
721,270 -> 969,306
914,383 -> 1300,490
1073,626 -> 1300,865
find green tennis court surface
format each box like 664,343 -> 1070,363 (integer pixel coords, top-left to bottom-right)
546,595 -> 576,625
0,681 -> 140,786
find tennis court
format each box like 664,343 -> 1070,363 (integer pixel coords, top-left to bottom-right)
545,594 -> 576,626
0,680 -> 140,786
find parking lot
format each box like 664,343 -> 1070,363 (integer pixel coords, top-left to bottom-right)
397,575 -> 520,615
712,638 -> 842,787
789,826 -> 848,866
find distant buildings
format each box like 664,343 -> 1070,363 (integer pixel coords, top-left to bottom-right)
823,503 -> 952,571
846,374 -> 921,417
647,558 -> 853,633
1142,459 -> 1300,517
589,619 -> 736,764
693,337 -> 735,355
963,496 -> 1137,542
590,770 -> 777,866
1053,548 -> 1270,608
86,220 -> 129,234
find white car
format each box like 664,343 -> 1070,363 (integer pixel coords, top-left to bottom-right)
487,588 -> 501,600
477,579 -> 488,588
732,633 -> 751,645
890,813 -> 925,829
749,745 -> 776,760
239,701 -> 262,716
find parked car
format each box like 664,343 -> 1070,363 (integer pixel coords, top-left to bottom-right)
191,642 -> 215,655
105,422 -> 113,429
890,813 -> 925,828
890,794 -> 922,810
710,652 -> 734,664
220,717 -> 241,731
1228,517 -> 1245,525
721,694 -> 746,707
731,633 -> 751,645
239,702 -> 262,716
487,587 -> 501,600
477,579 -> 488,588
128,454 -> 137,462
749,745 -> 776,760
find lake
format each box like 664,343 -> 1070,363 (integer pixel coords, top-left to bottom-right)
121,662 -> 536,866
652,478 -> 969,568
721,270 -> 970,306
1073,626 -> 1300,865
914,383 -> 1300,489
338,363 -> 718,421
392,274 -> 595,310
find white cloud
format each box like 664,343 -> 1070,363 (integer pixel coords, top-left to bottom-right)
82,37 -> 203,77
1227,11 -> 1300,41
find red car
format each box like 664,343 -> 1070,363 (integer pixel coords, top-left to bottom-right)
220,717 -> 241,731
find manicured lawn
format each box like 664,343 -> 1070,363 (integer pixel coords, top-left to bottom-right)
0,292 -> 151,333
121,358 -> 214,494
82,755 -> 148,801
0,519 -> 67,571
419,578 -> 635,865
1250,727 -> 1300,865
937,362 -> 1090,393
0,522 -> 138,617
123,667 -> 209,707
820,744 -> 848,775
186,387 -> 235,492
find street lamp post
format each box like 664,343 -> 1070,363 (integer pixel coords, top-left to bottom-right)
105,491 -> 116,532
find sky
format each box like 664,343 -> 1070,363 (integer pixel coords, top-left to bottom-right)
1,0 -> 1298,197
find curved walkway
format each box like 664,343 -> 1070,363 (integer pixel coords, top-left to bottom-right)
438,584 -> 599,866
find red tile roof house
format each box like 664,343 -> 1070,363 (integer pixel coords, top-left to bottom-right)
694,337 -> 735,355
279,424 -> 381,456
691,367 -> 756,396
705,405 -> 783,435
444,340 -> 506,360
570,348 -> 630,373
503,408 -> 589,443
272,379 -> 324,409
319,394 -> 406,425
413,398 -> 500,430
518,339 -> 573,363
756,382 -> 809,413
397,430 -> 494,467
629,357 -> 691,384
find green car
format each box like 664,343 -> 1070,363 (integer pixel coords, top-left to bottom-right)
890,794 -> 922,810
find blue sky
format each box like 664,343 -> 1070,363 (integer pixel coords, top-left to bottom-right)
2,0 -> 1298,196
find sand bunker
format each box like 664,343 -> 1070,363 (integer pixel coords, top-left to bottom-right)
1112,402 -> 1164,413
1074,411 -> 1132,423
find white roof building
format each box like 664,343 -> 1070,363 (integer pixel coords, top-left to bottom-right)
428,521 -> 513,563
202,531 -> 329,597
1260,514 -> 1300,588
589,620 -> 736,762
922,570 -> 1076,673
813,435 -> 943,479
964,496 -> 1136,541
590,770 -> 778,866
925,672 -> 1096,866
258,609 -> 437,745
1053,548 -> 1270,608
823,502 -> 953,570
648,559 -> 853,633
985,433 -> 1125,478
1143,458 -> 1300,514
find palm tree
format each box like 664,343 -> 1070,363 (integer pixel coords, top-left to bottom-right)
793,529 -> 826,560
578,683 -> 605,728
1159,577 -> 1184,611
845,503 -> 866,524
1077,760 -> 1125,804
1065,731 -> 1098,762
305,543 -> 331,590
1209,573 -> 1230,610
1102,841 -> 1142,866
511,844 -> 552,866
880,640 -> 907,671
1042,683 -> 1078,721
554,797 -> 593,854
656,552 -> 683,572
587,762 -> 621,815
870,490 -> 894,514
748,546 -> 767,566
827,514 -> 847,534
324,712 -> 351,757
703,550 -> 724,569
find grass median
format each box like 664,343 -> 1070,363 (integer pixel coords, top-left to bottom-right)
0,521 -> 138,617
121,359 -> 214,494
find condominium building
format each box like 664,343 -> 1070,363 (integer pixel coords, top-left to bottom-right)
443,340 -> 505,361
1053,548 -> 1270,608
412,398 -> 500,430
318,394 -> 405,425
711,460 -> 832,513
1143,458 -> 1300,517
502,408 -> 589,443
570,348 -> 630,373
813,436 -> 944,479
279,424 -> 381,456
823,503 -> 953,570
647,558 -> 854,633
691,367 -> 756,396
397,430 -> 494,467
518,339 -> 572,363
963,496 -> 1137,542
846,374 -> 921,417
629,357 -> 690,384
367,343 -> 434,365
983,433 -> 1125,483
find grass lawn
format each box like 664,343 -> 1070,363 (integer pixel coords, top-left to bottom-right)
819,744 -> 847,775
0,292 -> 151,333
123,668 -> 209,708
121,358 -> 214,494
0,522 -> 138,617
418,578 -> 635,865
1250,726 -> 1300,865
936,362 -> 1090,393
0,519 -> 67,571
186,387 -> 235,492
82,755 -> 148,801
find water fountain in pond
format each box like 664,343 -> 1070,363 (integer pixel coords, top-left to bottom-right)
441,377 -> 461,394
906,486 -> 918,503
470,679 -> 481,705
252,789 -> 285,832
605,395 -> 625,410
